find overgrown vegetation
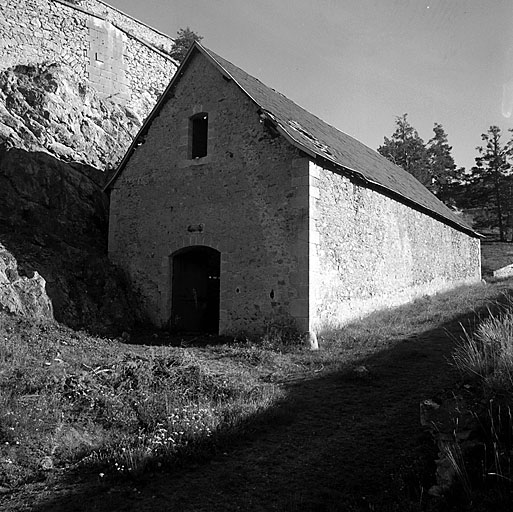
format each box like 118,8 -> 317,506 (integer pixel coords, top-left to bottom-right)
0,314 -> 281,488
451,297 -> 513,508
1,279 -> 510,501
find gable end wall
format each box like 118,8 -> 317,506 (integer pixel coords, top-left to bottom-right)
310,162 -> 481,329
109,52 -> 312,335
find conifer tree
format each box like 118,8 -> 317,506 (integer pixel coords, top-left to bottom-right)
170,27 -> 203,64
378,114 -> 431,188
466,126 -> 513,241
426,123 -> 460,203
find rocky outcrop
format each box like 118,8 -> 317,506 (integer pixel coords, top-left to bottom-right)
0,63 -> 146,334
0,146 -> 142,335
0,243 -> 53,319
0,146 -> 108,246
0,62 -> 147,169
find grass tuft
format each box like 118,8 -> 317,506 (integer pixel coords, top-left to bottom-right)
453,300 -> 513,392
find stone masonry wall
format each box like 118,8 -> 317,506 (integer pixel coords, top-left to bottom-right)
310,162 -> 481,329
109,51 -> 312,335
79,0 -> 175,54
0,0 -> 176,113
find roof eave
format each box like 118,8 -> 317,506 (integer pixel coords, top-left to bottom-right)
104,43 -> 481,239
219,74 -> 479,239
312,153 -> 480,238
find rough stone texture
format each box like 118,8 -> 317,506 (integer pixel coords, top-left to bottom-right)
0,1 -> 165,333
86,16 -> 130,104
0,0 -> 89,77
0,146 -> 141,334
109,51 -> 311,334
493,263 -> 513,278
77,0 -> 175,55
109,50 -> 481,336
0,243 -> 53,320
420,396 -> 481,497
0,0 -> 176,112
310,163 -> 481,329
0,63 -> 145,169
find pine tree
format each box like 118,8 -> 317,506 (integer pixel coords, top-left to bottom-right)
378,114 -> 431,188
170,27 -> 203,64
426,123 -> 460,204
467,126 -> 513,241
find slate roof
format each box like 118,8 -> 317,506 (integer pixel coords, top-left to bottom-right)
107,42 -> 477,237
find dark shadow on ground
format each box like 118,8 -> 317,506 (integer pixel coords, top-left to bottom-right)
2,303 -> 509,512
124,327 -> 234,348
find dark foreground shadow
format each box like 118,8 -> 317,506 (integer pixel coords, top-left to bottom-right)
1,301 -> 508,512
0,147 -> 140,336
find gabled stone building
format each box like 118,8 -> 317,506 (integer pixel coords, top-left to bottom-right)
106,42 -> 481,337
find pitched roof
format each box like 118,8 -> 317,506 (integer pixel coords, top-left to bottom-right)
107,42 -> 477,237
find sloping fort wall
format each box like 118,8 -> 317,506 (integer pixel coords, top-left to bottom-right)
0,0 -> 176,114
309,161 -> 481,329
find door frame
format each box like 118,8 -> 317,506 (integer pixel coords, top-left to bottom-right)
169,245 -> 221,334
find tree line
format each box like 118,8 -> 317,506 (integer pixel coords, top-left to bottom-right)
378,114 -> 513,241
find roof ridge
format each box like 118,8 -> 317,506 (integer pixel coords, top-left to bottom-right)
199,44 -> 476,236
107,41 -> 478,237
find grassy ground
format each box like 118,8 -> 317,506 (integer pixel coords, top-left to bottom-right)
1,279 -> 513,511
451,295 -> 513,509
481,241 -> 513,277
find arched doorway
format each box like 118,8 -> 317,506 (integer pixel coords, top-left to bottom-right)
170,246 -> 220,334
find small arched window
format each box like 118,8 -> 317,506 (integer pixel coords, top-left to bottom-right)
190,113 -> 208,159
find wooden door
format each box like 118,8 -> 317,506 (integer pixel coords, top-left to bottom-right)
171,247 -> 220,333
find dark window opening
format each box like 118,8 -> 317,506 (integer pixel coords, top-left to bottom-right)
190,113 -> 208,158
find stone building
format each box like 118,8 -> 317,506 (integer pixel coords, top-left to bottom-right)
106,42 -> 481,337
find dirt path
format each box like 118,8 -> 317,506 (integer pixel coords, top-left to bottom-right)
2,320 -> 464,512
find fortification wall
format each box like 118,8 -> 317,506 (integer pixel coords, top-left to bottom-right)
79,0 -> 175,54
0,0 -> 176,113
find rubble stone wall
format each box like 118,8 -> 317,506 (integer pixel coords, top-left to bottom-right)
310,162 -> 482,329
109,51 -> 312,334
78,0 -> 175,54
0,0 -> 176,111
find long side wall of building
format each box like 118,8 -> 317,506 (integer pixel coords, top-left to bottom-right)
109,52 -> 312,335
310,162 -> 481,330
0,0 -> 176,113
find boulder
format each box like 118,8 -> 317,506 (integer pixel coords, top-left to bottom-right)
0,243 -> 53,319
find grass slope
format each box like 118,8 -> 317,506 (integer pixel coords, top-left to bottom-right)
1,279 -> 512,511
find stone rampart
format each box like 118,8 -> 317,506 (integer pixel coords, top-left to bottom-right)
0,0 -> 176,113
79,0 -> 175,54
